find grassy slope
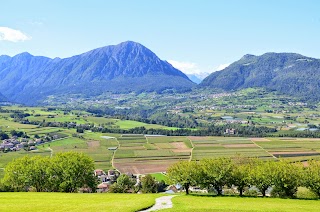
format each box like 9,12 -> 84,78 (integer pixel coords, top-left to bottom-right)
0,193 -> 159,212
163,195 -> 320,212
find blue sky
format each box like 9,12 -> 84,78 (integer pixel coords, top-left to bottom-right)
1,0 -> 320,78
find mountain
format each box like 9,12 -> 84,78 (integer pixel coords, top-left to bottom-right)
201,53 -> 320,100
0,92 -> 7,102
0,41 -> 195,105
187,74 -> 203,84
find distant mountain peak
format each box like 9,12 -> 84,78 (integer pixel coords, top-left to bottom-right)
0,41 -> 194,104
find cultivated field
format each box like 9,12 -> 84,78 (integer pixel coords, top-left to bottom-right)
113,135 -> 192,174
189,136 -> 320,162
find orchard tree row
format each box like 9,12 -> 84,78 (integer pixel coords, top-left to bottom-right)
167,157 -> 320,198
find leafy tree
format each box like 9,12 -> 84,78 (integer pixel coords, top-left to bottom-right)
109,174 -> 134,193
167,161 -> 199,195
2,156 -> 50,192
251,160 -> 276,197
231,157 -> 255,196
141,174 -> 158,193
199,158 -> 233,195
47,152 -> 96,192
304,160 -> 320,197
3,152 -> 97,193
272,160 -> 303,198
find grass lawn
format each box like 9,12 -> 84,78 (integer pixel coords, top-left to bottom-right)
150,172 -> 169,183
163,195 -> 320,212
0,193 -> 160,212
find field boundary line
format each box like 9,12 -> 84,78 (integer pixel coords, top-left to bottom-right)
145,135 -> 149,144
251,139 -> 277,159
187,137 -> 195,162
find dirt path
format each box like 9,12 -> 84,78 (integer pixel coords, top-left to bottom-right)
187,137 -> 194,162
108,137 -> 120,171
48,147 -> 53,157
140,195 -> 176,211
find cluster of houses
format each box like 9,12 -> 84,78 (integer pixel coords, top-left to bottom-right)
0,136 -> 50,152
95,169 -> 121,192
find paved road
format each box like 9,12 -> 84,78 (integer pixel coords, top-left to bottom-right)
140,195 -> 176,211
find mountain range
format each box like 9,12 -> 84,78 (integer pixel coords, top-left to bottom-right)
1,41 -> 320,105
0,41 -> 195,104
201,52 -> 320,100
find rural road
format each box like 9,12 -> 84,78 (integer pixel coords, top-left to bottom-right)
140,195 -> 176,211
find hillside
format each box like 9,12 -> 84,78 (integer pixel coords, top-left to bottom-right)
0,41 -> 195,105
0,92 -> 7,102
201,53 -> 320,100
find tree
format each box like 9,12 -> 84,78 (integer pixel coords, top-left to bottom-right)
272,160 -> 303,198
109,174 -> 134,193
199,158 -> 233,195
47,152 -> 96,192
141,174 -> 158,193
2,156 -> 50,192
304,160 -> 320,197
251,160 -> 276,197
231,157 -> 255,196
167,161 -> 199,195
3,152 -> 97,193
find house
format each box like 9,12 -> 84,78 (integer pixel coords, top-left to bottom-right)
224,128 -> 236,135
166,185 -> 180,193
35,139 -> 43,145
16,143 -> 24,149
94,169 -> 105,176
29,146 -> 37,151
97,183 -> 110,193
99,174 -> 110,183
4,142 -> 14,149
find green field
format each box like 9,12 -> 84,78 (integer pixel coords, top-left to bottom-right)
163,195 -> 320,212
0,193 -> 160,212
150,172 -> 169,183
1,193 -> 320,211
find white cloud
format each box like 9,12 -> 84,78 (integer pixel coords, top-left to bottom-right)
0,27 -> 31,42
168,60 -> 210,79
216,63 -> 231,71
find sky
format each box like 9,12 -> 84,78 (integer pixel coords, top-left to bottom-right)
1,0 -> 320,78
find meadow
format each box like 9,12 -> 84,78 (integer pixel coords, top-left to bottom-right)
0,192 -> 160,212
162,195 -> 320,212
1,192 -> 320,212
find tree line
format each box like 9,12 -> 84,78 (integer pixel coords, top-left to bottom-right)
167,157 -> 320,198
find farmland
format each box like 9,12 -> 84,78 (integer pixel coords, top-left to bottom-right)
1,101 -> 320,178
113,135 -> 192,174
